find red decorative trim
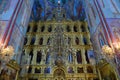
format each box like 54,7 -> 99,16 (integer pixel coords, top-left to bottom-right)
94,0 -> 116,46
94,0 -> 110,43
101,0 -> 105,8
4,0 -> 23,47
97,0 -> 117,43
1,0 -> 20,45
110,0 -> 119,13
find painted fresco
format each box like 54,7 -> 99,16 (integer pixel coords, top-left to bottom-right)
16,1 -> 31,34
9,24 -> 22,53
107,19 -> 120,42
9,24 -> 25,63
26,0 -> 34,9
0,0 -> 10,14
91,23 -> 108,60
84,0 -> 100,35
106,18 -> 120,75
97,0 -> 120,18
30,0 -> 85,21
0,21 -> 8,41
0,0 -> 18,20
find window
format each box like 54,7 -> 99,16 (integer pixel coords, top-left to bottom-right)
29,50 -> 33,64
99,35 -> 105,47
83,37 -> 87,45
73,25 -> 77,32
35,68 -> 41,73
66,25 -> 71,32
45,51 -> 50,64
68,52 -> 73,63
68,67 -> 74,73
41,25 -> 45,32
87,66 -> 93,73
68,37 -> 71,45
44,67 -> 50,73
47,37 -> 51,45
36,51 -> 42,63
75,37 -> 79,45
27,25 -> 30,32
28,66 -> 32,73
85,50 -> 89,63
39,37 -> 43,45
77,67 -> 84,73
81,25 -> 85,32
53,14 -> 55,18
33,25 -> 37,32
98,33 -> 105,47
30,37 -> 35,45
76,51 -> 82,64
24,37 -> 27,45
48,25 -> 52,32
63,14 -> 65,18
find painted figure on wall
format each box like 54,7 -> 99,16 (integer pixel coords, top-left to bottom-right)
0,0 -> 10,14
0,21 -> 8,42
113,28 -> 120,42
109,19 -> 120,42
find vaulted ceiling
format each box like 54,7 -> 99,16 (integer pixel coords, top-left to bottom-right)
30,0 -> 86,21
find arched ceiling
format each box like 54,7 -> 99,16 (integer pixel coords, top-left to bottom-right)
30,0 -> 86,21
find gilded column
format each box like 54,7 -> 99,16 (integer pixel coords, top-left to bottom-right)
31,50 -> 36,65
82,49 -> 87,64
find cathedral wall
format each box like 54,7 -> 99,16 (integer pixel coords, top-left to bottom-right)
8,0 -> 34,63
85,0 -> 120,78
84,0 -> 120,53
91,23 -> 108,62
0,0 -> 19,43
0,0 -> 34,64
98,0 -> 120,18
84,0 -> 100,36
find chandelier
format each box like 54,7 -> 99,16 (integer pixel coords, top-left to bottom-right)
102,44 -> 120,79
0,43 -> 14,73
